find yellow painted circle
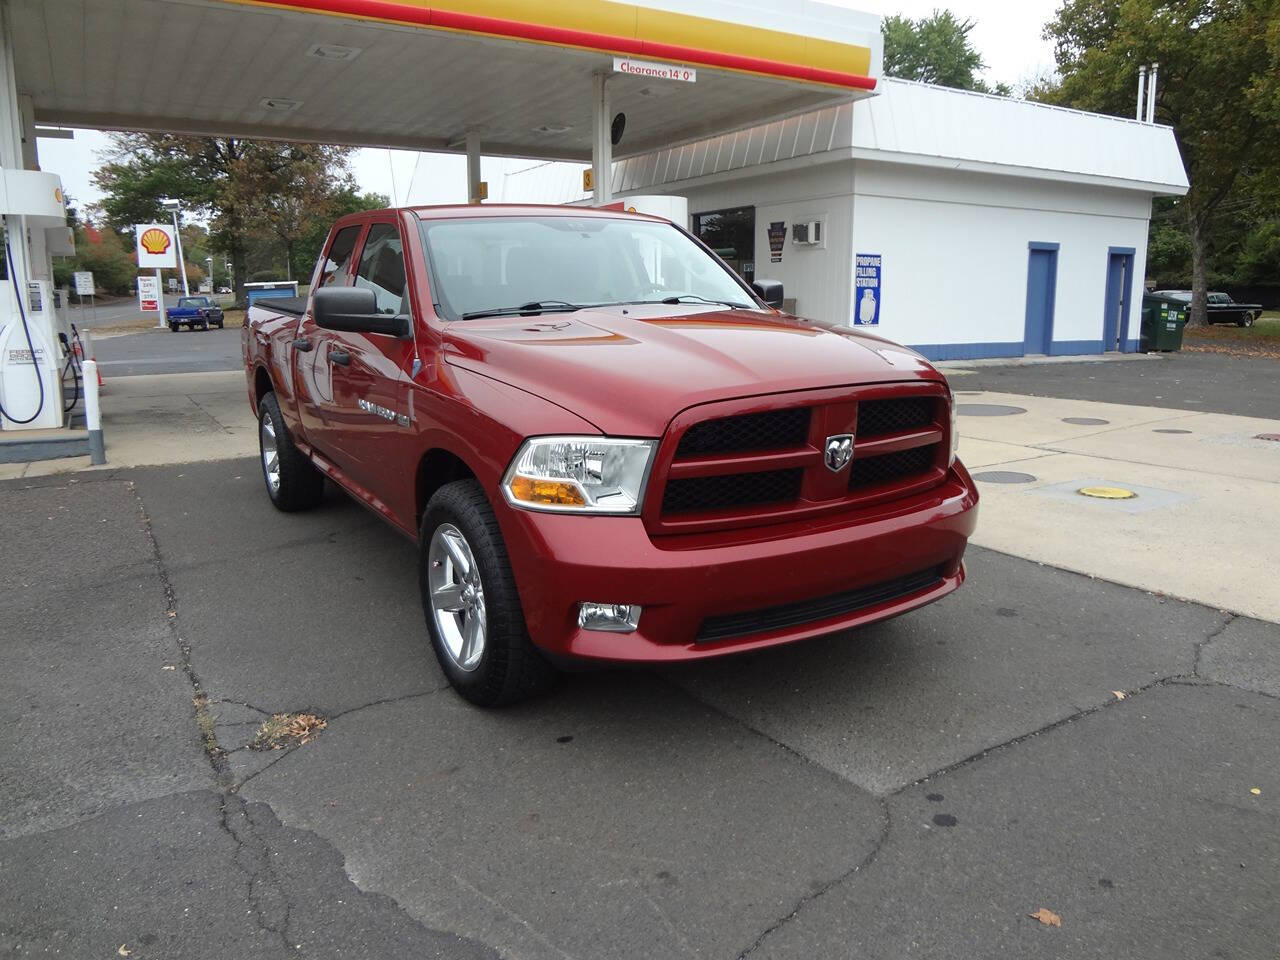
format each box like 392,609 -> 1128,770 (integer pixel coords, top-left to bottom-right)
1077,485 -> 1137,500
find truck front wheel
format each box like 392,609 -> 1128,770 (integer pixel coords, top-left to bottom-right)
420,480 -> 556,706
257,391 -> 325,511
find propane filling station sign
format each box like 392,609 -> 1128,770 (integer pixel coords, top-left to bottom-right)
854,253 -> 881,325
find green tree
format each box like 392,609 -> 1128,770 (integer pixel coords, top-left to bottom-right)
292,186 -> 388,283
93,136 -> 361,305
1042,0 -> 1280,324
66,223 -> 136,295
882,10 -> 1010,94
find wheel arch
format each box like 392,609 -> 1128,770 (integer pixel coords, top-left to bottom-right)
252,364 -> 274,413
415,446 -> 481,531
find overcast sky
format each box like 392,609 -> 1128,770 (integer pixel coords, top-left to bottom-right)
37,0 -> 1059,216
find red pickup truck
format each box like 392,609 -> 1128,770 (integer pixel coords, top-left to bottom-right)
243,205 -> 978,705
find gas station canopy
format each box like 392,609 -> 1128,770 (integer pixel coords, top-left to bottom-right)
14,0 -> 881,161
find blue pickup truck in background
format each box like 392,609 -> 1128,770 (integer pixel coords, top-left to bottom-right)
166,296 -> 225,332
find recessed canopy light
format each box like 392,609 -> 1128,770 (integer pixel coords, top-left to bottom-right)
532,124 -> 573,136
306,43 -> 363,62
260,97 -> 303,112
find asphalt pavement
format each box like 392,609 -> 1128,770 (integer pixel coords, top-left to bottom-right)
3,458 -> 1277,959
954,351 -> 1280,418
94,325 -> 243,376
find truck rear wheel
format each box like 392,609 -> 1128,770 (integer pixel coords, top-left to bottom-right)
420,480 -> 556,706
258,391 -> 325,512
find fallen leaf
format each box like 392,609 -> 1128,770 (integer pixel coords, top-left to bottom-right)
1029,908 -> 1062,927
162,665 -> 176,671
1112,690 -> 1126,700
118,946 -> 132,957
1251,788 -> 1261,796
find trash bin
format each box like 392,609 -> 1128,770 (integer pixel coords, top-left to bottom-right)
1140,294 -> 1188,352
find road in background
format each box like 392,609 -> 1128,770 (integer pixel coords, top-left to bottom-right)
93,326 -> 242,376
65,295 -> 236,331
953,351 -> 1280,418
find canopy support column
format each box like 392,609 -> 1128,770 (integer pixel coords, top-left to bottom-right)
465,132 -> 482,204
591,72 -> 612,205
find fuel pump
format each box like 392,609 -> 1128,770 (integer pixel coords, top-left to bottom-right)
0,168 -> 71,430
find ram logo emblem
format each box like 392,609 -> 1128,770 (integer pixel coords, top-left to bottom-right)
824,434 -> 854,472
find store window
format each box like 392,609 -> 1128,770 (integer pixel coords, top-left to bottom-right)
692,206 -> 755,283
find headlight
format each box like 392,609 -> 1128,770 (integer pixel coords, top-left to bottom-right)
502,437 -> 656,514
948,391 -> 959,467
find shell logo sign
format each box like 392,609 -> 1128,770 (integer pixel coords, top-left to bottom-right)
139,227 -> 171,255
134,223 -> 178,269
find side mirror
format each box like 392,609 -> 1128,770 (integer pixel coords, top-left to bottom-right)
313,286 -> 410,337
752,279 -> 784,310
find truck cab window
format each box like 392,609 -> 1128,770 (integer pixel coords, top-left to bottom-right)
317,225 -> 362,288
355,223 -> 409,314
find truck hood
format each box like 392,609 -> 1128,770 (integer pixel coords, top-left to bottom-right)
441,304 -> 945,437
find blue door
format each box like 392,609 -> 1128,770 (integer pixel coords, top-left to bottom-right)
1024,244 -> 1058,355
1103,249 -> 1135,351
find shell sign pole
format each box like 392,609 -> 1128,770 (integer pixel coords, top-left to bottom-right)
135,224 -> 178,327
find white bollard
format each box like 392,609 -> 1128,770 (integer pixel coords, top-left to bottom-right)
83,359 -> 106,465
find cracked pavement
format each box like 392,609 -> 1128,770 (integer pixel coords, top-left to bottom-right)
3,457 -> 1278,958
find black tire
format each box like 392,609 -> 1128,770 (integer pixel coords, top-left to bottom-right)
1238,313 -> 1254,328
169,322 -> 179,333
257,391 -> 325,512
200,319 -> 209,331
420,480 -> 556,706
216,320 -> 225,329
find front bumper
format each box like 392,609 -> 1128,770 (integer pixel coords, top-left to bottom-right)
499,463 -> 979,662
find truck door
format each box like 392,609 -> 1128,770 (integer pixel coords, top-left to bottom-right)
321,218 -> 420,509
295,222 -> 365,464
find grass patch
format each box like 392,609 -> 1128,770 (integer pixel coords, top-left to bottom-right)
249,712 -> 328,751
1183,312 -> 1280,342
1182,311 -> 1280,358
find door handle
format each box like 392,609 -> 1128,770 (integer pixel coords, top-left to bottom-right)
291,338 -> 313,352
329,349 -> 351,366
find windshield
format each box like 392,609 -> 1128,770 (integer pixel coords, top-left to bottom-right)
178,297 -> 210,307
418,215 -> 757,320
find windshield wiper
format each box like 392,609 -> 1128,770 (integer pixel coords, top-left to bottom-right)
622,295 -> 753,310
460,300 -> 583,320
662,295 -> 750,307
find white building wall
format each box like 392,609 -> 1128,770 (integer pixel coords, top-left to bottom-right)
850,161 -> 1153,358
665,164 -> 856,326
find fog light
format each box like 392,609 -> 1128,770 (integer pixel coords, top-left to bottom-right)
577,602 -> 642,633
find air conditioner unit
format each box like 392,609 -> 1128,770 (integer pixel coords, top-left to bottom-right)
792,219 -> 823,246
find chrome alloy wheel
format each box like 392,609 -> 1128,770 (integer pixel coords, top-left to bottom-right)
260,411 -> 281,494
428,523 -> 487,672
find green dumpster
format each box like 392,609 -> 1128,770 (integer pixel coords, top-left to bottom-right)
1140,293 -> 1188,352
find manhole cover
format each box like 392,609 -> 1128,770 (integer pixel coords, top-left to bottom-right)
1078,485 -> 1137,500
957,403 -> 1027,417
1062,417 -> 1109,426
973,471 -> 1037,484
1256,433 -> 1280,442
1154,428 -> 1192,434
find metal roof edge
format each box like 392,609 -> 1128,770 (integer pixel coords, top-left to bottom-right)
876,77 -> 1178,133
849,147 -> 1190,196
